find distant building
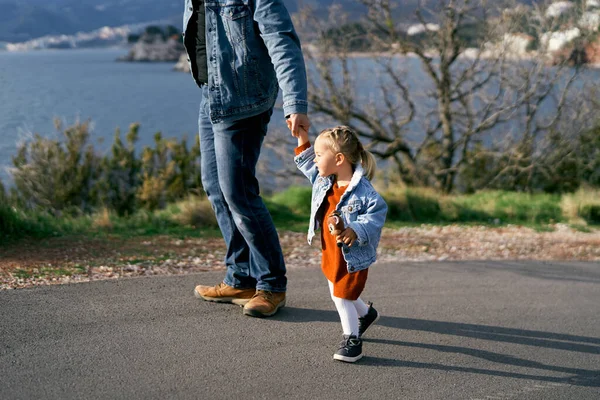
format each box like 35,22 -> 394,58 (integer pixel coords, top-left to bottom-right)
502,33 -> 535,55
545,1 -> 575,18
541,28 -> 581,52
586,0 -> 600,9
579,12 -> 600,30
406,23 -> 440,36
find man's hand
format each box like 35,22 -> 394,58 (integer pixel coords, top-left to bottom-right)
336,228 -> 358,247
287,113 -> 310,138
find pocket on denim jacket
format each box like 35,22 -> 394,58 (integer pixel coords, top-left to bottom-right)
222,5 -> 249,20
218,5 -> 250,44
206,1 -> 251,43
342,201 -> 362,222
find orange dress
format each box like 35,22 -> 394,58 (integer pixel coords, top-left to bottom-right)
295,143 -> 368,300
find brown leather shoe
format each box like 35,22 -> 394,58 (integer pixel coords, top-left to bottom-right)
194,282 -> 255,306
243,290 -> 286,318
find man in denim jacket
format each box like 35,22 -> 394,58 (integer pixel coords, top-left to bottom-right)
185,0 -> 310,317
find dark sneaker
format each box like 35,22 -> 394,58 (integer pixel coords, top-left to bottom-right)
194,282 -> 255,306
333,335 -> 363,363
358,302 -> 380,338
243,290 -> 286,318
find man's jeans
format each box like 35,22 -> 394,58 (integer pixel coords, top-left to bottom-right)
198,85 -> 286,292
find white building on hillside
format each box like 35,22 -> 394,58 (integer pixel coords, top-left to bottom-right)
586,0 -> 600,9
546,1 -> 575,18
579,11 -> 600,30
502,33 -> 535,55
406,23 -> 440,36
540,28 -> 581,52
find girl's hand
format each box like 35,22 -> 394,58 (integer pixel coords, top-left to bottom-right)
336,228 -> 358,247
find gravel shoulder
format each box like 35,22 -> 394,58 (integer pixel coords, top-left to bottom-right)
1,224 -> 599,290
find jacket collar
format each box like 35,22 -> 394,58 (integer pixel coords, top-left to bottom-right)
326,163 -> 365,203
346,163 -> 365,193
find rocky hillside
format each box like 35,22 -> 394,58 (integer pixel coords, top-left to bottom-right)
0,0 -> 536,43
0,0 -> 285,43
117,26 -> 184,62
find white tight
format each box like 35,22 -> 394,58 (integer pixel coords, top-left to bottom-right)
328,280 -> 370,337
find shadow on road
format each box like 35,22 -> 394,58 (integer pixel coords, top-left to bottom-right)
454,261 -> 600,284
274,306 -> 600,387
359,355 -> 600,387
276,307 -> 600,350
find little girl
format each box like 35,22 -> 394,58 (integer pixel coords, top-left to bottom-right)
292,125 -> 388,363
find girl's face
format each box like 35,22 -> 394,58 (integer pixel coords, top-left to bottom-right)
314,136 -> 339,177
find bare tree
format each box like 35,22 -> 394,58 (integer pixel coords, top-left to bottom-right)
294,0 -> 600,193
464,0 -> 600,192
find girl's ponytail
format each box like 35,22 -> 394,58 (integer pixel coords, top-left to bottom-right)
360,145 -> 376,181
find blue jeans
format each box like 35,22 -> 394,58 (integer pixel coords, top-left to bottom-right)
198,86 -> 286,292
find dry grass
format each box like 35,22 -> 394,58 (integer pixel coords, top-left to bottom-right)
561,188 -> 600,225
92,208 -> 114,230
171,196 -> 218,228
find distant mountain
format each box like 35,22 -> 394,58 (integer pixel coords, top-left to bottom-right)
0,0 -> 182,42
0,0 -> 535,43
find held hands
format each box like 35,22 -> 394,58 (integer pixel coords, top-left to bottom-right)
286,113 -> 310,146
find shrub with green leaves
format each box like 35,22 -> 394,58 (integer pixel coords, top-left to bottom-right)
268,186 -> 312,216
137,132 -> 201,211
10,120 -> 99,214
92,124 -> 141,216
6,120 -> 201,216
0,178 -> 5,203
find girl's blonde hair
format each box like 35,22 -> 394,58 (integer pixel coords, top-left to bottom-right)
317,125 -> 377,180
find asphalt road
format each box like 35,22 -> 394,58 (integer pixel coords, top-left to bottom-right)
1,261 -> 599,400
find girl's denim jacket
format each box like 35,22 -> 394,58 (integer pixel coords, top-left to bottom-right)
294,145 -> 388,273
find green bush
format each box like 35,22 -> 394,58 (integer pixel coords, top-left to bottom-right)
579,125 -> 600,188
7,120 -> 201,217
562,188 -> 600,225
269,186 -> 312,216
451,191 -> 563,224
0,203 -> 91,242
0,203 -> 21,241
169,196 -> 218,228
93,124 -> 140,216
0,178 -> 5,203
382,187 -> 446,222
580,204 -> 600,224
383,190 -> 414,221
11,121 -> 98,213
137,133 -> 201,212
381,188 -> 570,225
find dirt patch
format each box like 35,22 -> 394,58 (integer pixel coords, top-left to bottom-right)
377,224 -> 600,262
1,224 -> 599,290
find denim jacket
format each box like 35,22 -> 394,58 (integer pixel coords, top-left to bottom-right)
294,145 -> 388,272
183,0 -> 308,123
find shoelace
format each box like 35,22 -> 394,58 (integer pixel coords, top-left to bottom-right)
339,336 -> 360,348
253,290 -> 274,302
215,282 -> 228,293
